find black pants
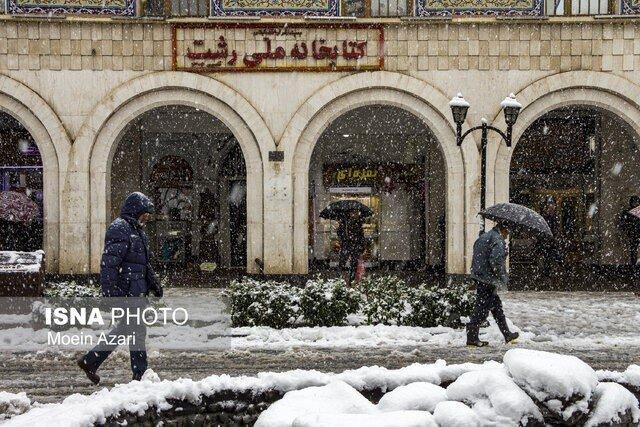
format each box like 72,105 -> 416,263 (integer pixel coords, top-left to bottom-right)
339,247 -> 361,283
82,301 -> 148,377
466,281 -> 511,341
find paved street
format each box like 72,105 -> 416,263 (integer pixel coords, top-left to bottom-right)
0,290 -> 638,403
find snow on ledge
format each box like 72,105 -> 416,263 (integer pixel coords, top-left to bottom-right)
0,250 -> 44,274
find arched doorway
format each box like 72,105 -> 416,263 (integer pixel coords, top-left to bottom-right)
308,105 -> 446,277
509,105 -> 640,287
110,105 -> 247,283
0,112 -> 44,252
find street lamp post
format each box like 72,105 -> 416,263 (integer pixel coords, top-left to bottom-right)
449,93 -> 522,234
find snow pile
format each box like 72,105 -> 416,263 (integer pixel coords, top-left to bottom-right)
433,401 -> 480,427
445,368 -> 543,426
0,391 -> 31,420
0,250 -> 44,273
257,381 -> 439,427
585,382 -> 640,427
504,348 -> 599,422
377,382 -> 447,412
597,364 -> 640,388
292,411 -> 437,427
336,362 -> 443,391
255,381 -> 376,427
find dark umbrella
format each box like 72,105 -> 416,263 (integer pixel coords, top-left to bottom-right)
480,202 -> 552,238
320,200 -> 373,221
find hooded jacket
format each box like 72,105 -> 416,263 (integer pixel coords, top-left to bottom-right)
470,227 -> 509,290
100,192 -> 161,297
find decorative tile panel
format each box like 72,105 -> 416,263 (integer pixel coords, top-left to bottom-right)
7,0 -> 134,15
210,0 -> 339,16
416,0 -> 542,16
622,0 -> 640,14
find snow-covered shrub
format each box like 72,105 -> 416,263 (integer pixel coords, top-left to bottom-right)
404,282 -> 475,329
0,391 -> 31,420
433,401 -> 480,427
359,276 -> 409,325
43,280 -> 100,298
446,368 -> 544,426
228,278 -> 300,328
376,382 -> 447,413
504,348 -> 599,425
300,277 -> 362,327
585,382 -> 640,427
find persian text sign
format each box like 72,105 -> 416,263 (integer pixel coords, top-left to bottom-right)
173,24 -> 384,73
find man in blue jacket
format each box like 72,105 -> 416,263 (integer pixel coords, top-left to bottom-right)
78,192 -> 163,384
466,221 -> 519,347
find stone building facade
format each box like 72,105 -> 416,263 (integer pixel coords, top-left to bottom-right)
1,14 -> 640,278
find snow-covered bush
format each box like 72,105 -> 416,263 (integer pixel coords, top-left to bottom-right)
43,280 -> 100,298
446,368 -> 544,426
300,277 -> 361,327
585,382 -> 640,427
376,382 -> 447,413
404,281 -> 475,328
504,348 -> 599,424
228,278 -> 300,328
359,276 -> 408,325
0,391 -> 31,420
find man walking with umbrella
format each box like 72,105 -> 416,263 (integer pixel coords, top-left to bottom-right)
337,209 -> 366,285
320,200 -> 372,286
466,203 -> 552,347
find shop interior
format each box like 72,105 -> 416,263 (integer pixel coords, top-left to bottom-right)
110,105 -> 247,278
309,105 -> 446,273
510,106 -> 640,275
0,112 -> 43,253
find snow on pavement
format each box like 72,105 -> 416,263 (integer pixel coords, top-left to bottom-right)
0,289 -> 638,351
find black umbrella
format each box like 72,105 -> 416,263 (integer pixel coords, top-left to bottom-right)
320,200 -> 373,221
480,202 -> 553,238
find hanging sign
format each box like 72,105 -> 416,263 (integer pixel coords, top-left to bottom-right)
172,23 -> 384,73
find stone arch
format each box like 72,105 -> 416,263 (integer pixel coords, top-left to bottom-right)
488,71 -> 640,206
71,72 -> 274,273
281,71 -> 474,275
0,74 -> 71,272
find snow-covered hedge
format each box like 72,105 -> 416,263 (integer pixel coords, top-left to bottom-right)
8,350 -> 640,426
360,276 -> 408,325
43,281 -> 100,298
228,276 -> 476,329
404,281 -> 475,328
228,278 -> 300,328
299,278 -> 361,327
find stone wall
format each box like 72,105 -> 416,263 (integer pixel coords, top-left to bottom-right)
1,18 -> 639,73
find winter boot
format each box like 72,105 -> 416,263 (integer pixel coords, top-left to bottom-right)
77,358 -> 100,385
466,339 -> 489,347
132,372 -> 143,381
504,331 -> 519,344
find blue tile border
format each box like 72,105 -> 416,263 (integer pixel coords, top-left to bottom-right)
7,0 -> 135,15
415,0 -> 543,16
210,0 -> 339,16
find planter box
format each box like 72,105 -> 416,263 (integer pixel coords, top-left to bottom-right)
0,250 -> 44,297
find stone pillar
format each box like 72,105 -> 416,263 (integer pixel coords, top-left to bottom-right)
262,160 -> 294,274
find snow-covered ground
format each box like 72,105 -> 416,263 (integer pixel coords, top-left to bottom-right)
0,288 -> 638,403
0,288 -> 638,351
